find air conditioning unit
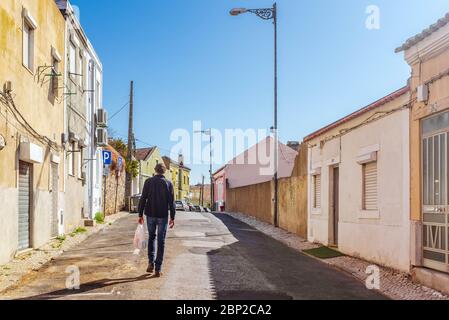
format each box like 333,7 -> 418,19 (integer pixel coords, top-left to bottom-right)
96,109 -> 108,127
96,127 -> 108,147
417,84 -> 429,103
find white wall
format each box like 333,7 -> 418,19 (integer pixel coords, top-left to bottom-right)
308,108 -> 411,272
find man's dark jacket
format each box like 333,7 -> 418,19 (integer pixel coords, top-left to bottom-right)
138,175 -> 176,220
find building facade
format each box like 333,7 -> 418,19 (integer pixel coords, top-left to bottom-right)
162,155 -> 191,201
134,147 -> 164,195
190,183 -> 211,206
304,87 -> 411,272
213,167 -> 226,211
0,0 -> 66,263
397,14 -> 449,283
56,0 -> 104,230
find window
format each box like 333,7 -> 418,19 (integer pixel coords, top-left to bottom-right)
22,20 -> 35,71
51,56 -> 59,96
313,174 -> 321,209
69,42 -> 76,79
78,148 -> 83,179
68,142 -> 75,176
79,50 -> 84,87
363,161 -> 378,210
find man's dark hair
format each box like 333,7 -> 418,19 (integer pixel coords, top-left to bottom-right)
155,163 -> 167,175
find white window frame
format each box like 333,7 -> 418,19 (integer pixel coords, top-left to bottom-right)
22,9 -> 37,72
312,174 -> 322,211
357,147 -> 380,219
69,41 -> 77,81
68,142 -> 75,177
78,147 -> 83,180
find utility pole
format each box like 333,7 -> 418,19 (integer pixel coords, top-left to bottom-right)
125,81 -> 134,210
201,175 -> 205,206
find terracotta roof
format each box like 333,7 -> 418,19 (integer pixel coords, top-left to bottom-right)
303,86 -> 410,142
162,156 -> 171,169
161,156 -> 191,171
135,147 -> 155,161
395,13 -> 449,53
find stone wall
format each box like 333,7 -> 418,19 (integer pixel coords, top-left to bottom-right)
103,170 -> 126,216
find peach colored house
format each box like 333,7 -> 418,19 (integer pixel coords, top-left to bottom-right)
396,13 -> 449,292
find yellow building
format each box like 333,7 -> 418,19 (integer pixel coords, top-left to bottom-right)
397,13 -> 449,285
162,155 -> 191,201
134,147 -> 165,194
0,0 -> 66,263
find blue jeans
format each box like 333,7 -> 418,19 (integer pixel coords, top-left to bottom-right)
146,217 -> 169,272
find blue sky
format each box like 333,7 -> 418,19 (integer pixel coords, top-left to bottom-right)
71,0 -> 449,184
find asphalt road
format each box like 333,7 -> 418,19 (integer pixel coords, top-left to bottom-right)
0,212 -> 386,300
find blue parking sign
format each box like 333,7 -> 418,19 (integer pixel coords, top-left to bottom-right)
102,150 -> 112,165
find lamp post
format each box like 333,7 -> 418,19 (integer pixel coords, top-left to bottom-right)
230,3 -> 279,227
195,129 -> 214,210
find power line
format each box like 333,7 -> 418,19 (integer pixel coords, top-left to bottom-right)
109,101 -> 129,121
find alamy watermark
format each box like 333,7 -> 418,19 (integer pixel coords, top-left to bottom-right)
170,121 -> 277,176
366,5 -> 380,30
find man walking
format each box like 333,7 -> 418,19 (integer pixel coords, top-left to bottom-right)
138,163 -> 176,277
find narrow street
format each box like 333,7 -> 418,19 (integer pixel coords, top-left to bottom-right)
0,212 -> 385,300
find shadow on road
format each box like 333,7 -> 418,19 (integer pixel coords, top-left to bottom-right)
15,274 -> 155,300
206,213 -> 388,300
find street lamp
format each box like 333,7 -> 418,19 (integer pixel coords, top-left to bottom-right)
195,129 -> 214,211
230,3 -> 279,227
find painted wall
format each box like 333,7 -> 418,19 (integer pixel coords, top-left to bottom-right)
0,0 -> 65,263
306,93 -> 411,272
138,148 -> 164,190
225,143 -> 308,238
401,22 -> 449,270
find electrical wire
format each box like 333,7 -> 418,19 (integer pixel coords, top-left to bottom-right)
109,101 -> 130,121
1,91 -> 59,151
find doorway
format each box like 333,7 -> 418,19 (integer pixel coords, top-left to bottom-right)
51,163 -> 59,237
18,161 -> 31,251
330,167 -> 339,247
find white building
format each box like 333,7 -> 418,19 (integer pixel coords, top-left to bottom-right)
56,0 -> 105,231
304,86 -> 412,272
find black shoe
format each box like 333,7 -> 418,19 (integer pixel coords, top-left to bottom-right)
146,264 -> 155,273
154,271 -> 163,278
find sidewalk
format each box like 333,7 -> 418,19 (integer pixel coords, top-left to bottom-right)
0,212 -> 129,294
225,212 -> 449,300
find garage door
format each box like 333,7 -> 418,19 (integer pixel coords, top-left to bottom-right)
18,161 -> 31,250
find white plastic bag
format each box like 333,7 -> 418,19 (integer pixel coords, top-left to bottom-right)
133,223 -> 146,255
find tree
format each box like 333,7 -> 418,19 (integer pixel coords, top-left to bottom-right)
109,137 -> 138,178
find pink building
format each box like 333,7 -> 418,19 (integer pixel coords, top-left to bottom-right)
213,166 -> 226,211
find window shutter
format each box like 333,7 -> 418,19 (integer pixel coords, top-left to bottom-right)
364,162 -> 378,210
23,23 -> 30,68
314,175 -> 321,209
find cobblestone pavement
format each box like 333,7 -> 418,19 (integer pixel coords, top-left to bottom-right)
226,212 -> 449,300
0,212 -> 385,300
0,212 -> 128,294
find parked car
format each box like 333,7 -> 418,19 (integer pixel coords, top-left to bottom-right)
175,200 -> 189,211
193,205 -> 202,212
187,203 -> 194,211
130,194 -> 141,213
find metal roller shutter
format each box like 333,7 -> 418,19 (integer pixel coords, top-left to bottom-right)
18,161 -> 31,250
314,174 -> 321,209
364,162 -> 378,210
